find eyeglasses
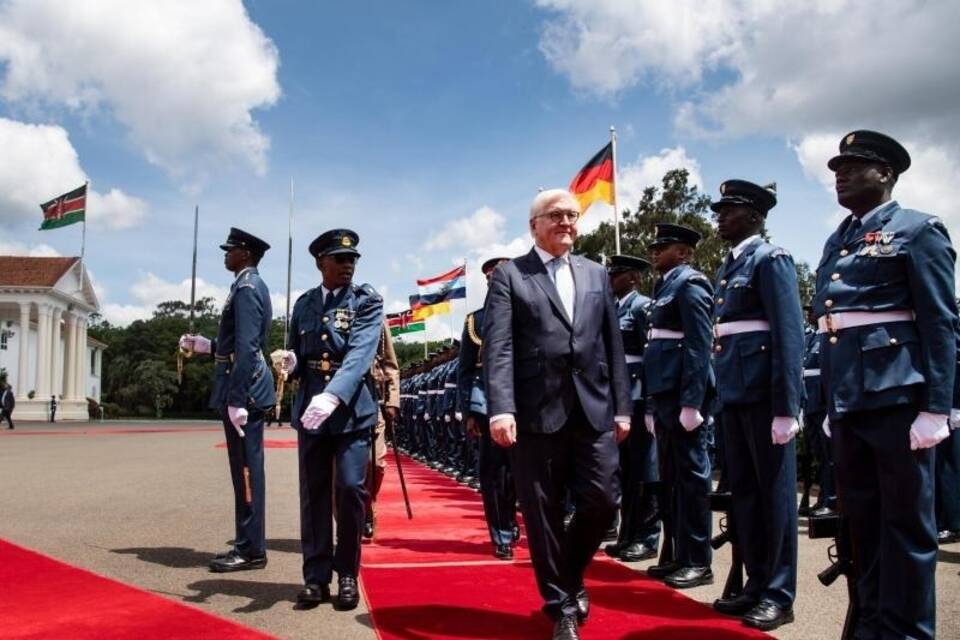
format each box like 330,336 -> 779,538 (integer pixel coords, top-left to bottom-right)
535,209 -> 580,224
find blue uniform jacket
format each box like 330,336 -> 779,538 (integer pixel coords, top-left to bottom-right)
618,290 -> 652,403
442,359 -> 458,416
812,201 -> 957,417
643,264 -> 714,410
209,267 -> 275,410
713,238 -> 804,417
802,328 -> 824,414
458,307 -> 488,415
287,282 -> 384,434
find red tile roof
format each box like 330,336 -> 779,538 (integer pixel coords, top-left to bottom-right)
0,256 -> 79,287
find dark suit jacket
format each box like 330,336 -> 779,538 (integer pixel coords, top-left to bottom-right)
482,247 -> 631,433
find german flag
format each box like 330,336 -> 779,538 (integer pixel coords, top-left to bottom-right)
569,142 -> 614,213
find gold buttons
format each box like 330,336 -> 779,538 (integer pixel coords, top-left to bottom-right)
715,344 -> 723,353
760,345 -> 766,351
825,299 -> 834,308
323,316 -> 329,322
831,273 -> 840,281
840,249 -> 849,257
720,279 -> 727,286
322,352 -> 329,358
717,298 -> 725,305
324,375 -> 331,381
890,338 -> 898,345
321,334 -> 328,340
829,336 -> 838,344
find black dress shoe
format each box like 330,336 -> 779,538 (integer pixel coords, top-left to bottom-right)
811,505 -> 836,517
468,478 -> 480,490
363,520 -> 375,540
938,529 -> 960,544
574,588 -> 589,624
552,614 -> 580,640
209,551 -> 266,573
664,566 -> 713,589
619,542 -> 657,562
336,575 -> 360,611
494,544 -> 513,560
603,541 -> 624,558
512,524 -> 522,544
296,583 -> 331,607
742,600 -> 794,631
647,561 -> 681,579
713,593 -> 758,616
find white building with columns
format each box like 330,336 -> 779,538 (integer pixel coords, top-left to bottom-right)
0,256 -> 104,421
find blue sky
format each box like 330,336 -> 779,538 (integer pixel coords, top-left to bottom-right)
1,0 -> 957,339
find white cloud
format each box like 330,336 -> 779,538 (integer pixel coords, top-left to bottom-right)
0,241 -> 61,257
424,206 -> 506,251
579,146 -> 702,235
792,134 -> 960,242
0,118 -> 147,228
0,0 -> 280,178
99,272 -> 228,326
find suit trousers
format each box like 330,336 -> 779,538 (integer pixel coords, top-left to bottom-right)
475,413 -> 518,546
722,400 -> 797,608
507,400 -> 619,620
935,427 -> 960,532
832,405 -> 936,640
616,408 -> 660,548
804,410 -> 835,506
299,428 -> 370,585
651,396 -> 711,567
221,407 -> 266,557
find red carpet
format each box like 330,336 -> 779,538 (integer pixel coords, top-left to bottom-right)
0,539 -> 273,639
362,454 -> 771,639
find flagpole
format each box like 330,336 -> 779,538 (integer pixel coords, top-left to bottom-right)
80,180 -> 89,293
610,126 -> 621,255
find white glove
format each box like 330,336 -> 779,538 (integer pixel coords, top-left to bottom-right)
454,411 -> 463,421
771,416 -> 800,445
279,350 -> 297,375
179,334 -> 211,354
910,412 -> 950,450
444,414 -> 451,423
301,392 -> 341,430
679,407 -> 704,432
950,409 -> 960,431
644,414 -> 656,435
424,412 -> 430,421
227,406 -> 248,437
822,416 -> 831,438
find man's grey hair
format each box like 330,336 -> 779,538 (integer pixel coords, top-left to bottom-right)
529,189 -> 580,220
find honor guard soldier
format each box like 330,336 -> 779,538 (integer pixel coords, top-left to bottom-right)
642,226 -> 715,589
179,227 -> 274,573
278,228 -> 384,611
458,256 -> 519,560
365,319 -> 400,540
603,255 -> 661,563
801,305 -> 835,517
815,131 -> 957,640
711,180 -> 803,630
936,307 -> 960,544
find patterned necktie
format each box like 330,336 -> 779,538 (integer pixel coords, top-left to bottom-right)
549,256 -> 575,321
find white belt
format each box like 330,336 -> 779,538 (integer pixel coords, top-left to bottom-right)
803,368 -> 821,378
625,354 -> 644,364
817,310 -> 915,334
443,383 -> 457,389
428,390 -> 442,395
649,328 -> 684,340
714,319 -> 771,337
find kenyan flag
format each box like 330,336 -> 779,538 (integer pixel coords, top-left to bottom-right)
387,309 -> 426,337
39,184 -> 86,230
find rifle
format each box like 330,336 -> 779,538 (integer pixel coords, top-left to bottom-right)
808,512 -> 859,639
386,409 -> 413,519
709,491 -> 744,599
276,179 -> 293,420
177,205 -> 199,384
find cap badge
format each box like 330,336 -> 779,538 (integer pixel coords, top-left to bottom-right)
341,236 -> 352,247
720,183 -> 726,194
846,133 -> 856,146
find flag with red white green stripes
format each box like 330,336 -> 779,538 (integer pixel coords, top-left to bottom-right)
39,184 -> 86,230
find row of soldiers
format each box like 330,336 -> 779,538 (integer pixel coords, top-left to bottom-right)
398,129 -> 959,638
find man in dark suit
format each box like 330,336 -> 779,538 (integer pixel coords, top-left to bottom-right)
0,384 -> 14,429
483,189 -> 631,640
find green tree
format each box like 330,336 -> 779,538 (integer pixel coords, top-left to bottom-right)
114,359 -> 179,417
575,168 -> 815,297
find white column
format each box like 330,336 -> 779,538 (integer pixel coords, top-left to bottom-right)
16,302 -> 31,400
63,313 -> 76,400
49,307 -> 62,398
76,316 -> 88,400
35,303 -> 52,398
